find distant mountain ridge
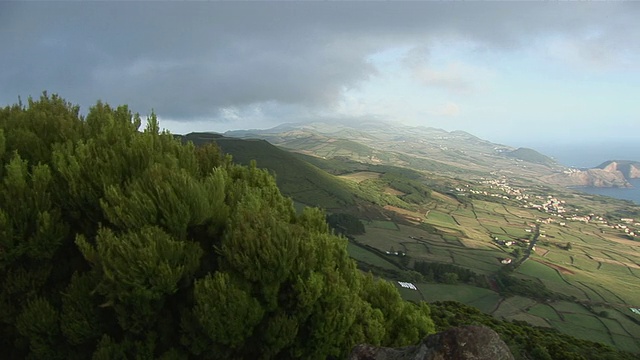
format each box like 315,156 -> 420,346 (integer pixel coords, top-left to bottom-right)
226,121 -> 565,179
224,121 -> 636,189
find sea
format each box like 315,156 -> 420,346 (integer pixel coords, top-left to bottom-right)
574,179 -> 640,206
511,141 -> 640,206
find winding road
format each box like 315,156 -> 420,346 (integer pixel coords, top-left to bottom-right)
511,224 -> 540,269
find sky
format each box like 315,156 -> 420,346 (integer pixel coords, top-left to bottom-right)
1,1 -> 639,167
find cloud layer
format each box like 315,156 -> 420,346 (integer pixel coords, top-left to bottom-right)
1,1 -> 638,130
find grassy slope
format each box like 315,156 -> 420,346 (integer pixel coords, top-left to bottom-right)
179,133 -> 357,209
353,215 -> 640,353
180,132 -> 640,354
506,147 -> 557,166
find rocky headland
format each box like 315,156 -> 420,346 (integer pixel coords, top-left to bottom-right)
543,160 -> 640,188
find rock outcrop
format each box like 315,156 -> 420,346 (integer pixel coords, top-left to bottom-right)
597,160 -> 640,179
349,325 -> 514,360
542,168 -> 631,188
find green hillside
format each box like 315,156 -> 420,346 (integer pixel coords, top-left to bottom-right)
226,122 -> 549,177
179,133 -> 443,214
5,92 -> 640,359
292,152 -> 422,178
179,133 -> 357,209
174,131 -> 640,357
505,147 -> 557,166
278,135 -> 393,163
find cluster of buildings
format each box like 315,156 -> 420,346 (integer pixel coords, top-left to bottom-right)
531,203 -> 638,239
447,176 -> 639,270
454,178 -> 520,200
461,177 -> 639,240
613,219 -> 638,237
524,196 -> 567,214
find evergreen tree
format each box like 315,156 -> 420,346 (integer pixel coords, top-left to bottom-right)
326,212 -> 365,236
0,94 -> 435,359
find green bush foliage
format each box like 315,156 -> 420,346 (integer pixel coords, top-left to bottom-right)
0,93 -> 435,359
414,261 -> 488,287
494,272 -> 569,301
326,212 -> 365,236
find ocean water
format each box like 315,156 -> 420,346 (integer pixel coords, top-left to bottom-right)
513,141 -> 640,168
575,179 -> 640,205
510,141 -> 640,205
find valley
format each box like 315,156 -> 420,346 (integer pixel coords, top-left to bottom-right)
351,195 -> 640,352
6,2 -> 640,358
183,121 -> 640,354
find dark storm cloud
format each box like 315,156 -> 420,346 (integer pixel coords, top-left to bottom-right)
1,2 -> 378,117
1,1 -> 637,120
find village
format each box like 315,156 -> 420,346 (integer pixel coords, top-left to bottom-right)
453,176 -> 639,241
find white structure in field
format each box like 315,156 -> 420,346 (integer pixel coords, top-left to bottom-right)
398,281 -> 417,290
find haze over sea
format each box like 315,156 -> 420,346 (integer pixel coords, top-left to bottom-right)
516,142 -> 640,169
525,142 -> 640,205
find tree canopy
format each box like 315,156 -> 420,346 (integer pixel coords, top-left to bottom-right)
0,93 -> 434,359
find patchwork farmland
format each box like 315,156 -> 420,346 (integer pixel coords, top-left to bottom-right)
348,189 -> 640,353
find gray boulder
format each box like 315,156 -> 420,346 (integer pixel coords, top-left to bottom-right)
349,325 -> 514,360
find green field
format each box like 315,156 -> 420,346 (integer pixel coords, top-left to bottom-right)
347,242 -> 401,271
449,251 -> 502,273
544,250 -> 572,264
425,210 -> 458,228
549,318 -> 610,345
417,283 -> 500,313
492,296 -> 537,319
516,260 -> 565,283
305,149 -> 640,353
346,189 -> 640,352
528,304 -> 562,321
35,94 -> 640,356
368,220 -> 400,230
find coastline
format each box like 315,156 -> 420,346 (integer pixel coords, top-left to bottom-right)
573,178 -> 640,205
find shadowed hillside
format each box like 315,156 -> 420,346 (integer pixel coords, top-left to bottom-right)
179,132 -> 358,209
